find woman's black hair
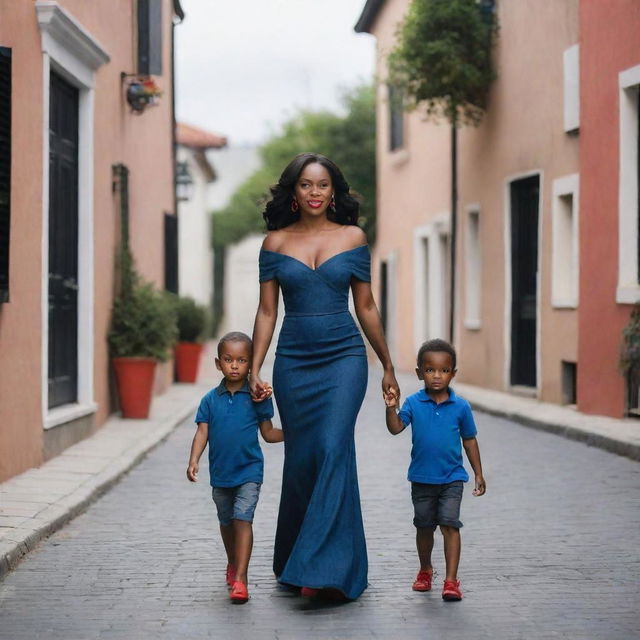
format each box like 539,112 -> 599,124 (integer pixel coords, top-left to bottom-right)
263,152 -> 360,230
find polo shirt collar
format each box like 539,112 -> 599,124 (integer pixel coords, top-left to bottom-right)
216,380 -> 251,396
418,387 -> 457,404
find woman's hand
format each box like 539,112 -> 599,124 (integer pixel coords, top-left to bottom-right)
381,369 -> 400,405
250,373 -> 273,402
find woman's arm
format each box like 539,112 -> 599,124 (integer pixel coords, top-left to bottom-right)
250,278 -> 279,399
351,279 -> 400,399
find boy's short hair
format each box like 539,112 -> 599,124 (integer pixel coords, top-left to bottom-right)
416,339 -> 457,369
217,331 -> 253,356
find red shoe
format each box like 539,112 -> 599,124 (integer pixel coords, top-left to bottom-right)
412,569 -> 433,592
230,581 -> 249,604
442,579 -> 462,601
225,563 -> 236,587
300,587 -> 319,598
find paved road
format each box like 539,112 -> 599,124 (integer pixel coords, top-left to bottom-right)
1,371 -> 639,639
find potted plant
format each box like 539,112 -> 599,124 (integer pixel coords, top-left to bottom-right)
109,260 -> 177,418
620,304 -> 640,416
173,295 -> 208,383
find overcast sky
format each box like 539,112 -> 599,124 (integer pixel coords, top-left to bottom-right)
175,0 -> 376,146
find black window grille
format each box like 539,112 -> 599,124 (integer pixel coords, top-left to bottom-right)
0,47 -> 11,303
138,0 -> 163,75
388,84 -> 404,151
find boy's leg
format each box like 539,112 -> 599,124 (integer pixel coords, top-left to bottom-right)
230,482 -> 261,585
440,525 -> 461,581
219,523 -> 235,565
416,527 -> 434,572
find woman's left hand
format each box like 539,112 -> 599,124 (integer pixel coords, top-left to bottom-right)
381,369 -> 400,405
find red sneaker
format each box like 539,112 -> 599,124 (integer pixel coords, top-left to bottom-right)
442,579 -> 462,601
300,587 -> 319,598
230,581 -> 249,604
225,563 -> 236,587
412,570 -> 433,592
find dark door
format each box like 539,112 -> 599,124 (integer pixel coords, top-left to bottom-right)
164,212 -> 178,294
510,175 -> 539,387
48,72 -> 79,408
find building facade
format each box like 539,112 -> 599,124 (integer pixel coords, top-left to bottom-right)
0,0 -> 183,481
356,0 -> 639,418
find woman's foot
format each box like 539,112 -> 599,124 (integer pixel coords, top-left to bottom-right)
300,587 -> 319,597
230,581 -> 249,604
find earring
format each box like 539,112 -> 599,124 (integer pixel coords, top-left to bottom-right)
329,194 -> 336,212
291,198 -> 299,213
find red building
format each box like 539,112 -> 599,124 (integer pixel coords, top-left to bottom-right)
578,0 -> 640,417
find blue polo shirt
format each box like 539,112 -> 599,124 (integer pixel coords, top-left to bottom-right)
398,387 -> 477,484
195,381 -> 274,488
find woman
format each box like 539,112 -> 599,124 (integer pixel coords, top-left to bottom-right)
250,152 -> 399,600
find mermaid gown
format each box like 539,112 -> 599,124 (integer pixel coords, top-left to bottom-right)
259,244 -> 370,600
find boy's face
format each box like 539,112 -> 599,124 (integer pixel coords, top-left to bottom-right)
416,351 -> 456,392
215,340 -> 251,383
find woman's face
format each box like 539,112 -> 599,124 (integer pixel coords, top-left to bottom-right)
293,162 -> 333,218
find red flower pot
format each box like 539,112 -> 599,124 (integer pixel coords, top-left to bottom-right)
175,342 -> 204,383
112,357 -> 157,419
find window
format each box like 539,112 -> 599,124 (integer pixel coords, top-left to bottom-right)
617,64 -> 640,303
464,208 -> 481,329
138,0 -> 163,75
0,47 -> 11,303
563,44 -> 579,133
388,84 -> 404,151
551,174 -> 579,308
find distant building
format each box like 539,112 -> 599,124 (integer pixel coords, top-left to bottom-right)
356,0 -> 640,418
176,122 -> 227,307
0,0 -> 184,481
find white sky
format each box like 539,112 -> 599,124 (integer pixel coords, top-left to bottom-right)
175,0 -> 376,146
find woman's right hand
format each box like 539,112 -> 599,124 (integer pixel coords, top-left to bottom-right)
250,373 -> 273,402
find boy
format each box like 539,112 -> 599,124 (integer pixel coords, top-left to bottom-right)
187,331 -> 283,604
384,339 -> 485,601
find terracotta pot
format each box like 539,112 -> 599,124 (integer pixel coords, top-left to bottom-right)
112,357 -> 157,419
175,342 -> 204,383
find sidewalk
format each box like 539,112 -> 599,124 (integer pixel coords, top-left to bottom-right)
1,361 -> 638,579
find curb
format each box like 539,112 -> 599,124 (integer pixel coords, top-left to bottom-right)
468,400 -> 640,462
0,398 -> 200,579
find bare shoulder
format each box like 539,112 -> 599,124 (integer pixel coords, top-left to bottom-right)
262,230 -> 286,253
342,224 -> 368,249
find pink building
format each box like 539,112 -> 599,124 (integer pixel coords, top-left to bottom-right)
0,0 -> 183,481
356,0 -> 638,418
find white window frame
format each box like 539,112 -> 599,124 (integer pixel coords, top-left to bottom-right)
563,44 -> 580,133
36,2 -> 109,428
551,174 -> 580,308
464,205 -> 481,329
617,64 -> 640,304
413,214 -> 450,351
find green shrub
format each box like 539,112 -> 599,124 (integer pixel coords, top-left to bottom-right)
109,278 -> 178,362
173,295 -> 208,342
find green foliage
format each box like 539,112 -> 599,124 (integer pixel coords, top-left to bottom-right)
172,295 -> 209,343
620,304 -> 640,373
388,0 -> 498,126
108,250 -> 178,361
212,83 -> 377,249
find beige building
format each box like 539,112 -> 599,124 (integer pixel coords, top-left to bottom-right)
357,0 -> 580,405
0,0 -> 183,481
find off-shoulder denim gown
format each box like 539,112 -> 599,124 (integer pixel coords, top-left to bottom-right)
259,244 -> 370,600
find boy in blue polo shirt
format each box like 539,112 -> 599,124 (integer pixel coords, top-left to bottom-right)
187,331 -> 283,604
384,338 -> 486,601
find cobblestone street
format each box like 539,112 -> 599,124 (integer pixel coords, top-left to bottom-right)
1,370 -> 639,639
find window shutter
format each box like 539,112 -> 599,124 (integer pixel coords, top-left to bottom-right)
138,0 -> 163,76
0,47 -> 11,303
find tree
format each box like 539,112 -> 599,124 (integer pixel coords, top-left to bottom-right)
210,83 -> 377,331
388,0 -> 498,341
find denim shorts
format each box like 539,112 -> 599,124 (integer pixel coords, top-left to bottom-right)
411,480 -> 464,529
211,482 -> 261,527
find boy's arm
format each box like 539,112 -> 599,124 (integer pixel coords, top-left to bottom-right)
259,419 -> 284,443
187,422 -> 208,482
462,437 -> 486,496
384,391 -> 406,435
